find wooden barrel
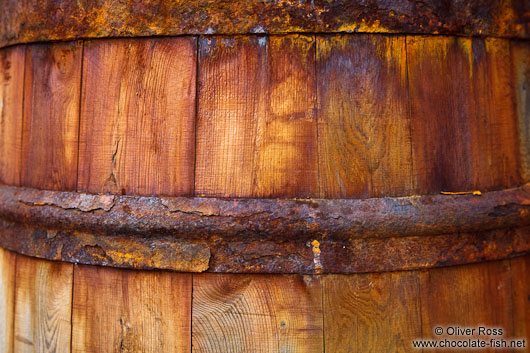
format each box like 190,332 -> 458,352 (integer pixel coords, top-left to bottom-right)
0,1 -> 529,352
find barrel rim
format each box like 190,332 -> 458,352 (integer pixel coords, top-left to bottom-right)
0,0 -> 528,49
0,183 -> 528,273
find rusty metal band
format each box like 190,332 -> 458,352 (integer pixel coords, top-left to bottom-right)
0,1 -> 529,49
0,183 -> 529,273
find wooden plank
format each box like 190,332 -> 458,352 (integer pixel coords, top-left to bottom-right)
71,265 -> 191,353
21,42 -> 82,191
195,35 -> 318,198
407,36 -> 477,194
192,274 -> 323,353
0,46 -> 24,186
317,34 -> 413,198
14,254 -> 73,353
0,248 -> 16,353
77,37 -> 197,196
470,37 -> 521,190
408,36 -> 521,194
420,260 -> 513,352
511,41 -> 530,183
511,255 -> 529,342
323,271 -> 421,352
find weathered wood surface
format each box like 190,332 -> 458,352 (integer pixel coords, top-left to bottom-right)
420,260 -> 513,352
513,40 -> 530,183
471,38 -> 521,190
317,34 -> 412,198
0,248 -> 15,353
193,274 -> 323,353
0,46 -> 24,186
196,35 -> 318,197
78,37 -> 197,196
13,255 -> 73,353
0,249 -> 529,352
511,255 -> 529,342
21,42 -> 83,191
72,265 -> 192,353
407,36 -> 521,194
407,36 -> 476,194
0,35 -> 524,198
323,272 -> 421,352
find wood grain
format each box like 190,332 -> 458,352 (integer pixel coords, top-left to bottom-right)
470,37 -> 521,190
511,255 -> 529,342
407,36 -> 477,194
323,271 -> 421,352
420,260 -> 513,352
77,37 -> 197,196
317,34 -> 413,198
0,46 -> 24,186
14,254 -> 73,353
511,41 -> 530,183
408,36 -> 521,194
0,248 -> 16,353
21,42 -> 82,191
71,265 -> 191,353
195,35 -> 318,198
192,274 -> 323,353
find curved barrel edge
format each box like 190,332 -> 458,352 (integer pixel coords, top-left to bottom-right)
0,183 -> 528,273
0,0 -> 528,48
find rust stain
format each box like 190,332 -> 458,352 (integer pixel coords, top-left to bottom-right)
0,0 -> 528,48
1,183 -> 530,241
0,184 -> 529,273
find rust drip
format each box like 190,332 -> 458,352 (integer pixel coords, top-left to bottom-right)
0,0 -> 528,49
0,184 -> 529,273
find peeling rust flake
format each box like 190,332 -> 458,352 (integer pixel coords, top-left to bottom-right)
0,183 -> 529,273
0,0 -> 528,48
1,183 -> 530,240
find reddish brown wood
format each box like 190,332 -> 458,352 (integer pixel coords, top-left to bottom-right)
420,260 -> 514,352
408,36 -> 521,194
407,36 -> 477,194
470,37 -> 521,190
323,272 -> 421,352
21,42 -> 83,191
511,255 -> 529,342
72,265 -> 192,353
317,34 -> 413,198
77,37 -> 196,196
512,41 -> 530,183
195,35 -> 318,198
0,46 -> 24,186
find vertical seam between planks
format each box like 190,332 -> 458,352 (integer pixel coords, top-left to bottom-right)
192,36 -> 200,197
404,35 -> 416,194
19,45 -> 28,187
418,270 -> 424,353
69,264 -> 75,353
190,273 -> 194,353
321,275 -> 325,353
10,253 -> 18,353
314,35 -> 321,198
508,40 -> 523,185
508,259 -> 516,340
75,41 -> 85,193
